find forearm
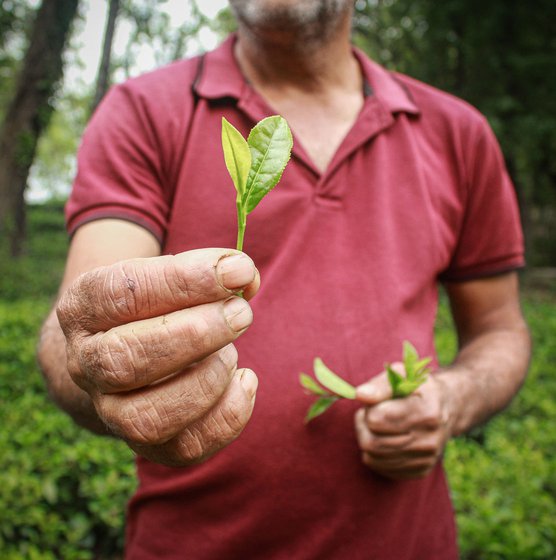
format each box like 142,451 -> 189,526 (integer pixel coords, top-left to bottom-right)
38,309 -> 110,436
438,321 -> 531,437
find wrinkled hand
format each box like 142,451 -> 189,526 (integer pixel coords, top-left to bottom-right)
354,364 -> 453,480
56,248 -> 260,467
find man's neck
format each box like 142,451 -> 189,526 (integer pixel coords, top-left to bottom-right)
234,13 -> 361,96
232,11 -> 365,174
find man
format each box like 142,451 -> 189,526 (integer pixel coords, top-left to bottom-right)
38,1 -> 530,558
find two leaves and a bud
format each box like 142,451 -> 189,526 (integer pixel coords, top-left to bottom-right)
300,341 -> 432,423
222,116 -> 293,251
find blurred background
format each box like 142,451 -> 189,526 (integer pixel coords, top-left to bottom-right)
0,1 -> 554,558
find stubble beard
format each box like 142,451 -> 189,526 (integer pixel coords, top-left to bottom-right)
229,0 -> 353,49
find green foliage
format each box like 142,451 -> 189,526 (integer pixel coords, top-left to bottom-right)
437,285 -> 556,559
0,0 -> 35,114
0,205 -> 136,559
0,202 -> 67,300
117,0 -> 215,73
30,92 -> 89,200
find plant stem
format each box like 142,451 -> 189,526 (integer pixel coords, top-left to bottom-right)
236,207 -> 246,252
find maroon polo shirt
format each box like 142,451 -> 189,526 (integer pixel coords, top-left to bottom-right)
66,36 -> 524,559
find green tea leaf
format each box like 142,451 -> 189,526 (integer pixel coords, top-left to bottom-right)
386,364 -> 403,396
244,115 -> 293,214
299,373 -> 330,396
403,340 -> 419,373
413,357 -> 432,375
387,341 -> 431,398
222,117 -> 252,201
305,396 -> 339,423
313,358 -> 356,400
394,378 -> 426,398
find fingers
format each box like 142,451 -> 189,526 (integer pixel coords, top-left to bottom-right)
354,408 -> 442,480
94,345 -> 239,444
354,375 -> 451,481
364,392 -> 442,434
355,366 -> 399,405
71,297 -> 253,393
354,410 -> 415,450
57,249 -> 259,335
128,368 -> 258,467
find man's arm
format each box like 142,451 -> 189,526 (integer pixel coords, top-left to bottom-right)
354,271 -> 531,479
38,218 -> 261,466
437,271 -> 531,435
38,218 -> 161,434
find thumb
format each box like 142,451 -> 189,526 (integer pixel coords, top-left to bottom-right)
356,371 -> 394,405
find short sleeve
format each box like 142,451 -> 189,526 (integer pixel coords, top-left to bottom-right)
439,117 -> 525,281
66,83 -> 171,242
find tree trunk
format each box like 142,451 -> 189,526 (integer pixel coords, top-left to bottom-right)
90,0 -> 120,115
0,0 -> 79,257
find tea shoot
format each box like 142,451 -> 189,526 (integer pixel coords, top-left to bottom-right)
222,116 -> 293,251
300,341 -> 432,423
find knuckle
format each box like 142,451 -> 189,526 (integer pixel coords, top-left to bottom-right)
216,397 -> 249,441
101,396 -> 166,445
57,268 -> 107,333
76,337 -> 106,385
56,286 -> 84,335
176,425 -> 210,464
367,414 -> 385,432
217,343 -> 238,371
359,432 -> 377,453
123,408 -> 165,446
383,410 -> 399,424
362,452 -> 374,468
107,262 -> 145,318
164,258 -> 198,303
421,409 -> 441,429
181,313 -> 213,356
193,360 -> 230,405
77,269 -> 105,319
55,291 -> 71,327
80,334 -> 135,391
421,436 -> 442,455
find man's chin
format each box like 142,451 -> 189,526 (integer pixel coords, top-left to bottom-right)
230,0 -> 352,44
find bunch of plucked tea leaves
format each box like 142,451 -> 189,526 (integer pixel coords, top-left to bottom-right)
300,341 -> 432,423
222,116 -> 293,251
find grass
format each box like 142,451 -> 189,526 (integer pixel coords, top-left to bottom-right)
0,203 -> 555,558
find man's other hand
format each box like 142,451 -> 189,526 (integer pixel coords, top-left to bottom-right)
354,366 -> 453,480
56,248 -> 260,467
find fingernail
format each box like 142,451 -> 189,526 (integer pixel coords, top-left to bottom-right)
217,254 -> 256,290
224,297 -> 253,332
239,369 -> 258,398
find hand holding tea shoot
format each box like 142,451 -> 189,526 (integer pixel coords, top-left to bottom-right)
222,116 -> 293,251
300,341 -> 432,423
